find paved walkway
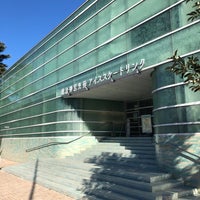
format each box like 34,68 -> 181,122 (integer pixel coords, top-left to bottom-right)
0,159 -> 74,200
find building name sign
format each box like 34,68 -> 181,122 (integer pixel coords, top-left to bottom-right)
61,59 -> 145,97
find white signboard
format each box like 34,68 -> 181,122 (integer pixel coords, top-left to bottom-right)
141,115 -> 152,134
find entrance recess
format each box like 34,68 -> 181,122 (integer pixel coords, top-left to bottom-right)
64,68 -> 154,137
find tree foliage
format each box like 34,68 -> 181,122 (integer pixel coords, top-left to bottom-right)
186,0 -> 200,21
166,1 -> 200,92
166,51 -> 200,92
0,42 -> 10,76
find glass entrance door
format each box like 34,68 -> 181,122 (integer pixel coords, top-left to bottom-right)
126,99 -> 153,136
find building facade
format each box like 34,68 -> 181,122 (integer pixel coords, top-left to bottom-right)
0,0 -> 200,185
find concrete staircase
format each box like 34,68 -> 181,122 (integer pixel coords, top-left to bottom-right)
3,137 -> 200,200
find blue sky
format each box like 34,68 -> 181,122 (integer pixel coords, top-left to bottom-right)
1,0 -> 86,67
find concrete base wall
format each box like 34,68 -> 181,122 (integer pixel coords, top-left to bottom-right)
155,133 -> 200,187
0,136 -> 99,162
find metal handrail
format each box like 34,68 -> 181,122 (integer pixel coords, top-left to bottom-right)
155,140 -> 200,165
26,133 -> 90,152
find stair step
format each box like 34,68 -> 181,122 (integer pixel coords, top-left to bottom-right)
78,149 -> 156,156
82,143 -> 155,150
89,173 -> 183,193
3,137 -> 199,200
3,166 -> 84,199
169,186 -> 200,198
4,165 -> 197,200
84,158 -> 159,171
81,194 -> 108,200
98,169 -> 172,183
83,155 -> 157,165
10,162 -> 171,185
83,183 -> 161,200
102,137 -> 152,140
74,152 -> 156,160
97,142 -> 154,147
36,156 -> 159,171
89,146 -> 155,152
3,161 -> 167,189
84,188 -> 136,200
5,162 -> 177,193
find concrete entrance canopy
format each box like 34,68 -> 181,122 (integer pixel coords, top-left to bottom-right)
63,68 -> 154,102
